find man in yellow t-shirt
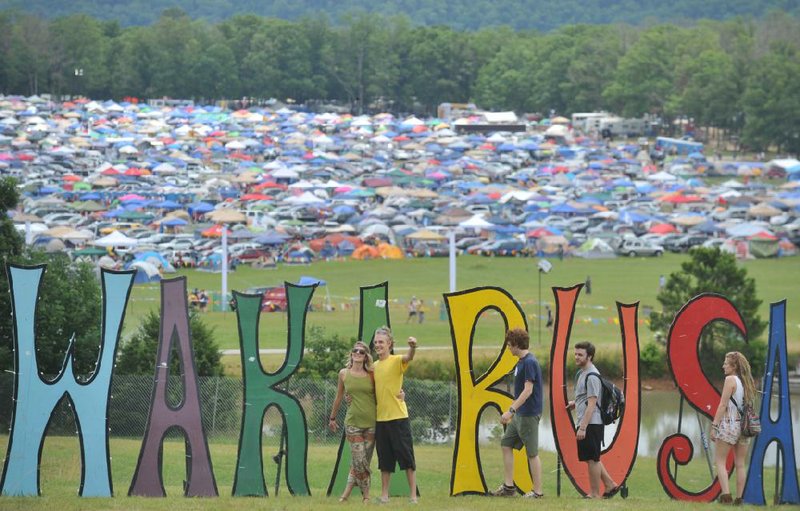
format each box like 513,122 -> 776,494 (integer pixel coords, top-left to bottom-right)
373,326 -> 417,504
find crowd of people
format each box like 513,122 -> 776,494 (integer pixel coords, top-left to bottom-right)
325,323 -> 758,503
188,288 -> 210,311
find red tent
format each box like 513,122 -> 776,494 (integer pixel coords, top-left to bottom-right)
649,223 -> 678,234
240,193 -> 274,201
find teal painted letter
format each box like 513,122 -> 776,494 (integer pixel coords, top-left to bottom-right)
0,265 -> 133,496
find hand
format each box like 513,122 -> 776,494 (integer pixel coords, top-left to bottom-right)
500,411 -> 513,425
408,336 -> 418,348
397,389 -> 405,402
328,418 -> 338,433
576,427 -> 586,440
344,393 -> 352,405
566,400 -> 575,411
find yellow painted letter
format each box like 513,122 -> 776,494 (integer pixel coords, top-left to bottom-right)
447,287 -> 530,496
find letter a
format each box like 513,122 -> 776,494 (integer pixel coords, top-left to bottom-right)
129,277 -> 218,497
1,265 -> 133,497
448,286 -> 529,496
742,301 -> 800,504
232,282 -> 316,496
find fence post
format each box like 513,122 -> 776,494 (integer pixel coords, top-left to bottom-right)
211,377 -> 220,436
449,382 -> 454,439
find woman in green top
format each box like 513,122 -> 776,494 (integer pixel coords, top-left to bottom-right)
329,341 -> 377,503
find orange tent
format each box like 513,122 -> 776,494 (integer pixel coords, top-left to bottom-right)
377,243 -> 404,259
352,245 -> 380,260
201,224 -> 232,238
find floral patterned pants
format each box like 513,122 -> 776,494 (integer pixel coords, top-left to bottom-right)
346,425 -> 376,495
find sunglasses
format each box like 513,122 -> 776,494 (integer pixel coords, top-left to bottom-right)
352,349 -> 367,355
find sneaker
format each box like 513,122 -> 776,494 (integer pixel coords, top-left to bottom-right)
490,484 -> 516,497
523,491 -> 544,498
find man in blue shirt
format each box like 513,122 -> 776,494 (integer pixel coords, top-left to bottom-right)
490,328 -> 544,498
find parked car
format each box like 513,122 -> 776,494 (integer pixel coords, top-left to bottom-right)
407,242 -> 449,257
664,234 -> 709,253
244,286 -> 287,312
615,239 -> 664,257
471,239 -> 527,257
236,248 -> 274,264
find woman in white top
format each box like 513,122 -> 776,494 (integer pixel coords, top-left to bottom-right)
710,351 -> 757,505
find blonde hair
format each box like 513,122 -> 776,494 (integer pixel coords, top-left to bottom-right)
726,351 -> 757,407
373,325 -> 396,354
346,341 -> 373,372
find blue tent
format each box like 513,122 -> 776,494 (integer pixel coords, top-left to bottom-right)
297,276 -> 327,287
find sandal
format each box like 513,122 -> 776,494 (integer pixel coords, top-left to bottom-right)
603,485 -> 622,499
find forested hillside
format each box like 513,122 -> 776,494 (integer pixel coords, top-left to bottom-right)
2,0 -> 798,30
1,10 -> 798,152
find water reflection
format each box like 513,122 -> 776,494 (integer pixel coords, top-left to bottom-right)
478,388 -> 799,466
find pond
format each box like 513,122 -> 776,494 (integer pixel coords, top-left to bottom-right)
478,387 -> 800,467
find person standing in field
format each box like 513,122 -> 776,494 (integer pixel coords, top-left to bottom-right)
710,352 -> 757,505
328,341 -> 376,503
490,328 -> 544,498
373,326 -> 418,504
567,341 -> 620,499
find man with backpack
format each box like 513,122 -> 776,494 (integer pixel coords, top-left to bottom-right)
567,341 -> 621,499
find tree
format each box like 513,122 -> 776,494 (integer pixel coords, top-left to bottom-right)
0,177 -> 25,371
649,248 -> 767,379
0,251 -> 104,376
116,309 -> 224,376
298,325 -> 353,380
741,49 -> 800,154
603,25 -> 684,118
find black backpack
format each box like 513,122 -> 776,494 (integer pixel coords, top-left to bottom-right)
587,373 -> 625,425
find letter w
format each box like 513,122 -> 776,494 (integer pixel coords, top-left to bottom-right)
0,265 -> 133,497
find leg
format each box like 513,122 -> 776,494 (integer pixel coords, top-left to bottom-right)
381,471 -> 391,501
586,460 -> 602,498
406,468 -> 417,502
528,455 -> 542,494
714,439 -> 732,496
733,442 -> 749,499
348,427 -> 373,500
501,446 -> 515,486
340,479 -> 355,502
599,462 -> 617,493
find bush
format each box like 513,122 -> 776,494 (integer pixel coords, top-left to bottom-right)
640,342 -> 667,379
299,326 -> 354,379
116,309 -> 224,376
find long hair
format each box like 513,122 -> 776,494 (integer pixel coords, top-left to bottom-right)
726,351 -> 757,407
346,341 -> 373,372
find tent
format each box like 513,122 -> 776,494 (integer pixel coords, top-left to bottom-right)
126,261 -> 162,284
94,230 -> 138,247
378,243 -> 404,259
405,229 -> 447,241
748,232 -> 779,258
573,238 -> 616,259
352,245 -> 380,260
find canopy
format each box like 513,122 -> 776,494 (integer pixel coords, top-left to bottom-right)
94,230 -> 138,247
297,276 -> 327,286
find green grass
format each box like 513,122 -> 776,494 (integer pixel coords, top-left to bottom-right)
0,432 -> 781,510
123,254 -> 800,375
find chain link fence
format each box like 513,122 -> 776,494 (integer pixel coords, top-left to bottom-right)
0,374 -> 469,444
